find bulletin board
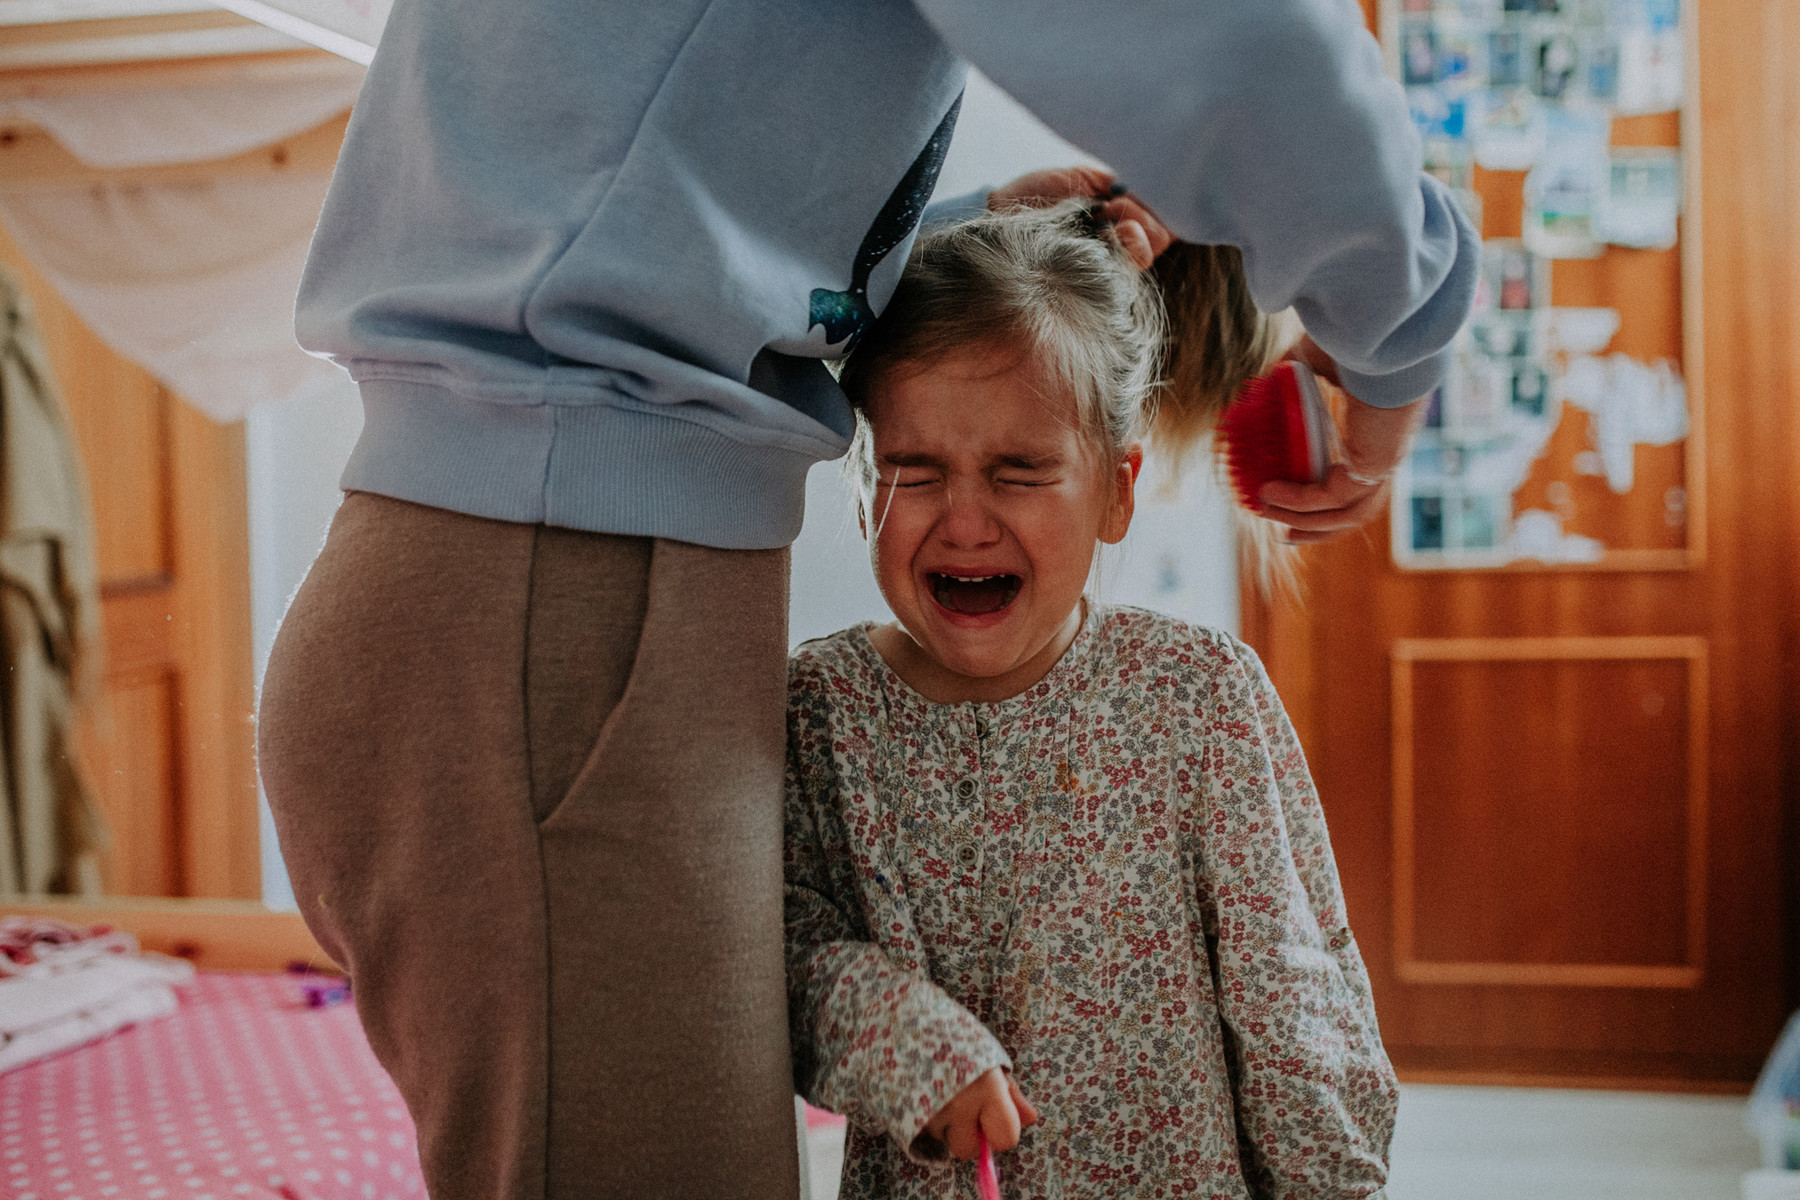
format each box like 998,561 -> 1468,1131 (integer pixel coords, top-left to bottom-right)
1379,0 -> 1702,571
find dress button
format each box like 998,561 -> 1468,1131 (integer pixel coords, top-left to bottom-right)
956,843 -> 980,867
975,717 -> 990,738
955,778 -> 976,800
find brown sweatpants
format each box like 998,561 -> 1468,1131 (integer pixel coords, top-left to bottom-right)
257,492 -> 800,1200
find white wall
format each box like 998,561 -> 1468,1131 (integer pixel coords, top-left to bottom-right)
245,375 -> 363,909
245,70 -> 1240,903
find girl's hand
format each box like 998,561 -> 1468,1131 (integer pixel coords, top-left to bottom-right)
918,1067 -> 1040,1161
988,168 -> 1174,270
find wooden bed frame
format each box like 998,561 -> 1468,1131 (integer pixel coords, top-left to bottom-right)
3,896 -> 335,972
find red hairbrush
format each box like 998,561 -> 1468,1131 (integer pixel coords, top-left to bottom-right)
1218,360 -> 1333,513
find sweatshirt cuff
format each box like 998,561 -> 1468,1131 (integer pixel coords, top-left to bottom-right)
1335,342 -> 1453,410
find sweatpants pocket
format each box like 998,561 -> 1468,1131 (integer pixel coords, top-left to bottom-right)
523,525 -> 652,825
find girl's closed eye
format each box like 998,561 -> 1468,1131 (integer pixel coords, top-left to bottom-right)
878,464 -> 940,488
994,454 -> 1063,487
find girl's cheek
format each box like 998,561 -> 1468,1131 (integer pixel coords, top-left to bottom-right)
870,492 -> 933,546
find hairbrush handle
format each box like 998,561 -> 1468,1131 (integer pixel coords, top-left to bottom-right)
1219,359 -> 1337,511
976,1130 -> 1002,1200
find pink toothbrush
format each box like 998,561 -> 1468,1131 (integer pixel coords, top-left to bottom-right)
975,1130 -> 1002,1200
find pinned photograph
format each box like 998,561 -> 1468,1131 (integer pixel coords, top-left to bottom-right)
1422,385 -> 1446,430
1487,29 -> 1525,87
1423,137 -> 1475,191
1596,148 -> 1681,249
1456,493 -> 1507,550
1411,494 -> 1446,551
1615,0 -> 1684,114
1472,89 -> 1547,170
1522,108 -> 1608,257
1535,34 -> 1579,100
1471,313 -> 1532,359
1584,34 -> 1620,102
1483,242 -> 1545,311
1423,137 -> 1483,227
1524,157 -> 1603,257
1434,24 -> 1482,90
1403,22 -> 1439,84
1511,362 -> 1550,417
1408,86 -> 1470,140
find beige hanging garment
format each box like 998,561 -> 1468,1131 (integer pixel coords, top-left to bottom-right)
0,266 -> 105,896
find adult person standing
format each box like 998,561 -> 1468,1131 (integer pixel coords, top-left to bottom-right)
258,2 -> 1479,1198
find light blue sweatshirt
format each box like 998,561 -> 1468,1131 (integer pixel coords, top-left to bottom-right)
297,0 -> 1479,550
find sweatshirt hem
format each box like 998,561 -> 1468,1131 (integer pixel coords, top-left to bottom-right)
340,378 -> 826,549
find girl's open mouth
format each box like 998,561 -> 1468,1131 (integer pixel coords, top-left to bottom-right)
929,573 -> 1021,616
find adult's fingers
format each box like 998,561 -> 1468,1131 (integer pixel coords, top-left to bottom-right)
1098,194 -> 1175,260
1114,219 -> 1155,269
1259,477 -> 1390,535
1259,465 -> 1378,516
1262,489 -> 1387,533
988,166 -> 1117,210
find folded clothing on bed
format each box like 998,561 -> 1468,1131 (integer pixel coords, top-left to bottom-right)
0,915 -> 193,1072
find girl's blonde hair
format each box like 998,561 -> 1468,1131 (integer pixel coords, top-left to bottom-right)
838,200 -> 1296,582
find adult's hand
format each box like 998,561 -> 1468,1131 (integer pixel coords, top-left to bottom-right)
988,167 -> 1173,269
1259,335 -> 1427,543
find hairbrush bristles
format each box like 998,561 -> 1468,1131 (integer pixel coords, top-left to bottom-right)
1218,360 -> 1330,512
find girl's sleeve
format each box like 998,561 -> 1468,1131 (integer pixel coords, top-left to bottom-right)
783,687 -> 1010,1161
1193,636 -> 1398,1199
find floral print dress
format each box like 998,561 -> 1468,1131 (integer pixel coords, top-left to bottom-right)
784,605 -> 1395,1200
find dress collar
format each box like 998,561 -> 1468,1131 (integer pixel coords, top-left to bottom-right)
849,600 -> 1107,733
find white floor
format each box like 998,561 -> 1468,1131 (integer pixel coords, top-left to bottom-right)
803,1085 -> 1763,1200
1386,1085 -> 1760,1200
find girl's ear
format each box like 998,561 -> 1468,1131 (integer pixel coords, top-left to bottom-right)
1100,445 -> 1143,545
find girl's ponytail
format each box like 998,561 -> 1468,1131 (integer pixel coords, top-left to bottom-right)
1146,242 -> 1291,461
1149,242 -> 1303,592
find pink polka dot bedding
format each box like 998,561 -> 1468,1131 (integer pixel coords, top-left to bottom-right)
1,972 -> 423,1200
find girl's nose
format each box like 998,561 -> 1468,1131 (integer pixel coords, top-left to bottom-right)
938,483 -> 1002,547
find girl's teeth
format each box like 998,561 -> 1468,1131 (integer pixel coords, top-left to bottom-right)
930,573 -> 1021,615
